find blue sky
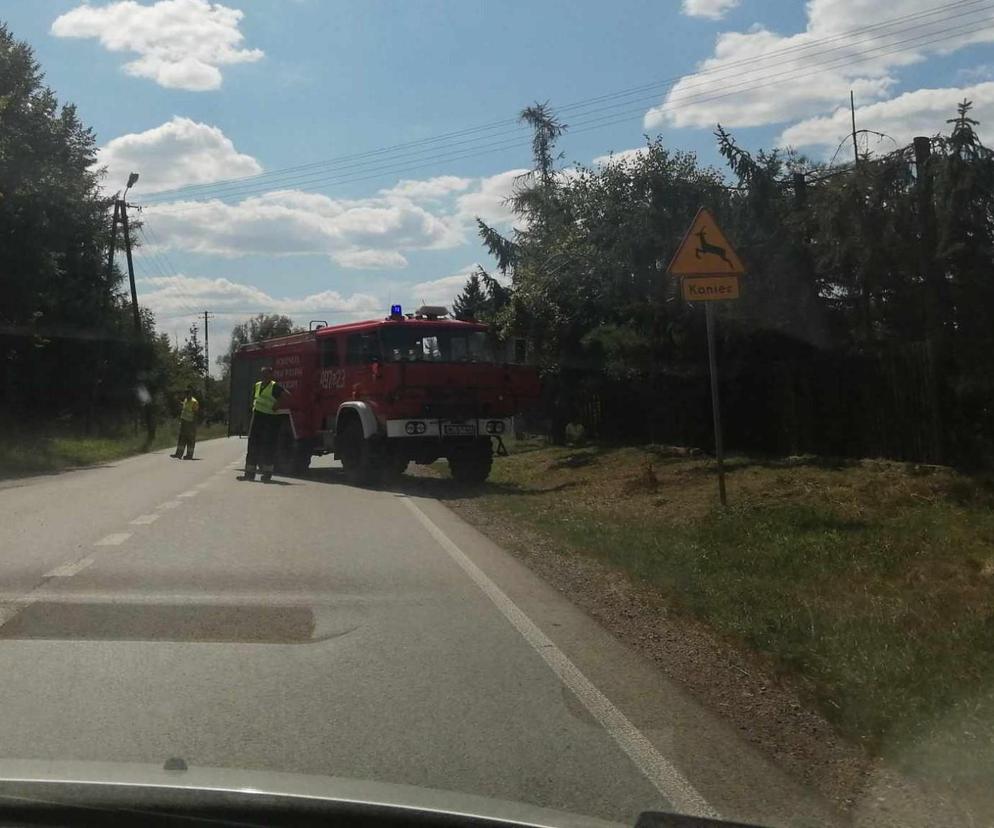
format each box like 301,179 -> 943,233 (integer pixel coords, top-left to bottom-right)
4,0 -> 994,361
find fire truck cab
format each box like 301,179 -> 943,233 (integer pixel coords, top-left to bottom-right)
229,305 -> 539,484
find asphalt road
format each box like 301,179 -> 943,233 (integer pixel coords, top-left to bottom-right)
0,437 -> 839,827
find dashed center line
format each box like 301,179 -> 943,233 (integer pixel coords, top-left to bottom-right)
130,514 -> 160,525
177,490 -> 199,498
158,501 -> 181,510
44,557 -> 94,578
94,532 -> 131,546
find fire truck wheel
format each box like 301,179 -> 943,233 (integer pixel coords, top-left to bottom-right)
339,419 -> 376,485
448,440 -> 493,484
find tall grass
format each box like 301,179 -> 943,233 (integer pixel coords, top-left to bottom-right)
473,444 -> 994,775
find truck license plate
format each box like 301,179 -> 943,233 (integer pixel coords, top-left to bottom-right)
443,423 -> 476,437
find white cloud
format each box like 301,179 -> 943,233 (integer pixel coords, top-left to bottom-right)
130,165 -> 533,272
682,0 -> 738,20
140,274 -> 380,319
334,249 -> 408,269
97,117 -> 261,194
145,188 -> 464,269
779,81 -> 994,150
455,168 -> 530,225
646,0 -> 994,130
379,176 -> 472,202
51,0 -> 263,91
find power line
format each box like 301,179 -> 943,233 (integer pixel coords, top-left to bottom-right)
143,0 -> 992,203
143,11 -> 994,213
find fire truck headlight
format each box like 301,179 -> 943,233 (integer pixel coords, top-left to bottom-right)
486,420 -> 504,434
417,422 -> 427,434
405,422 -> 418,435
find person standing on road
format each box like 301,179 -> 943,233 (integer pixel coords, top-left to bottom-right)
172,385 -> 200,460
239,366 -> 288,482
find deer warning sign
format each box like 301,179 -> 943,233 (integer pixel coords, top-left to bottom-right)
667,208 -> 746,277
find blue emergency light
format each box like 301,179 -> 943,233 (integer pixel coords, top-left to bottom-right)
390,304 -> 403,316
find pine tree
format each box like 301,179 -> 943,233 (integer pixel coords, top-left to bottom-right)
452,273 -> 488,320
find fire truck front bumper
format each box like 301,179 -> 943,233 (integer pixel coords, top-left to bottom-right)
385,418 -> 512,439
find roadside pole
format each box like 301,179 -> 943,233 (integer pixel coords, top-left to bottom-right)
203,310 -> 214,415
667,207 -> 745,507
704,303 -> 727,506
120,201 -> 141,335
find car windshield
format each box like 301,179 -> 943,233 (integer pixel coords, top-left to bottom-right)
380,327 -> 494,363
3,2 -> 994,827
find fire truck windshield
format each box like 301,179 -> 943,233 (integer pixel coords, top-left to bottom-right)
380,326 -> 495,364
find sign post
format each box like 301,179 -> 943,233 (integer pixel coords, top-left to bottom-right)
667,208 -> 746,507
704,302 -> 727,505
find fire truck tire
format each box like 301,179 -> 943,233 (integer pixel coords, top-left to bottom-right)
448,440 -> 493,484
339,419 -> 377,485
275,420 -> 311,476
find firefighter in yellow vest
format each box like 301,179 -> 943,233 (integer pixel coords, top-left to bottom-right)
172,385 -> 200,460
239,366 -> 288,482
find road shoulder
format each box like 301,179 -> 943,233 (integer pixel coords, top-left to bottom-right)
407,494 -> 844,828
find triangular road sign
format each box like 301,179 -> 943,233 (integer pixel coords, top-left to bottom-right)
668,208 -> 746,277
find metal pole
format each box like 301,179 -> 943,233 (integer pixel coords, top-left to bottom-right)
850,90 -> 859,166
120,202 -> 141,335
203,310 -> 212,410
705,302 -> 727,506
120,201 -> 154,441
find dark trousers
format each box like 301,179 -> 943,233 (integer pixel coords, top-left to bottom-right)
245,412 -> 280,475
175,420 -> 197,458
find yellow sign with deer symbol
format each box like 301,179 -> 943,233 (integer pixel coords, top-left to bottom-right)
667,208 -> 746,278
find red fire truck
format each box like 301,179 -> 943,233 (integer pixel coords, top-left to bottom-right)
228,305 -> 540,484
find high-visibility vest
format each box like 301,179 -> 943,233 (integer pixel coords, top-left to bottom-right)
253,381 -> 277,415
180,396 -> 198,422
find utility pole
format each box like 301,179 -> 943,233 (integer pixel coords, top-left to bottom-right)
850,90 -> 860,166
107,173 -> 141,334
107,172 -> 154,441
120,200 -> 141,335
203,310 -> 214,406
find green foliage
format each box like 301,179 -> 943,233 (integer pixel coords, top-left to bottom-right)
469,100 -> 994,462
0,23 -> 145,433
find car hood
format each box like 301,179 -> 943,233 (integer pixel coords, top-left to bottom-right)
0,758 -> 623,828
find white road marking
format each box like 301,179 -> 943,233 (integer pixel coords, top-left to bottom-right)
157,500 -> 181,510
177,490 -> 199,498
130,514 -> 160,525
194,482 -> 210,489
93,532 -> 131,546
44,557 -> 94,578
402,497 -> 716,819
